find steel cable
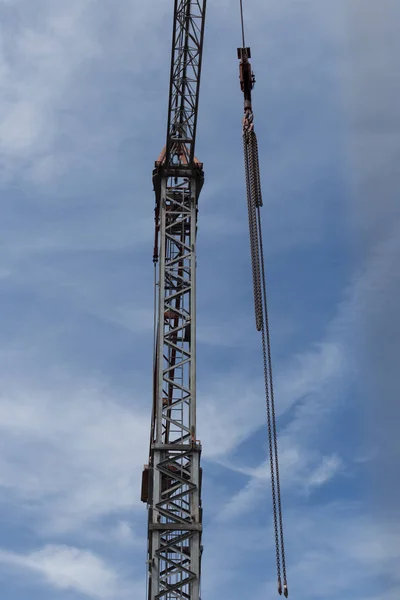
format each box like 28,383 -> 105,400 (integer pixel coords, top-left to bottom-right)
239,0 -> 246,48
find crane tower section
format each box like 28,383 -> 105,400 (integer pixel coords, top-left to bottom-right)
141,2 -> 207,600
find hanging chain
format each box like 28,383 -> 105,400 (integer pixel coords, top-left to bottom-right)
241,59 -> 288,599
257,206 -> 288,598
243,121 -> 287,596
238,0 -> 288,593
243,131 -> 263,331
260,318 -> 282,594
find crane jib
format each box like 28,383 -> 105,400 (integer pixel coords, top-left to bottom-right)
165,0 -> 207,169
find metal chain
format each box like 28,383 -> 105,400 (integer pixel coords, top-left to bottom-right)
257,205 -> 288,598
243,131 -> 263,331
248,133 -> 260,207
257,209 -> 288,595
249,132 -> 263,207
243,126 -> 283,594
260,319 -> 282,594
239,14 -> 288,591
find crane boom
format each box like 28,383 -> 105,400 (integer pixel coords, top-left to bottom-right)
165,0 -> 206,168
141,2 -> 207,600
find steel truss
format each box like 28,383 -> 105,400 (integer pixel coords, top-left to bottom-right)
142,1 -> 206,599
165,0 -> 206,167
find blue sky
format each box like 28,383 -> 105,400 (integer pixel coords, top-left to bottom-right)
0,0 -> 399,599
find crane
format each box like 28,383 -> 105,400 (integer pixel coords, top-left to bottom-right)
141,1 -> 288,598
140,2 -> 206,599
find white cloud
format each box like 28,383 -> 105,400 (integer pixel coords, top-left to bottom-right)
0,1 -> 99,164
306,454 -> 342,489
0,374 -> 149,534
197,333 -> 344,464
85,520 -> 143,549
215,450 -> 342,523
198,375 -> 265,459
216,475 -> 264,523
0,0 -> 171,185
205,224 -> 398,524
254,502 -> 400,600
0,544 -> 134,599
275,341 -> 344,417
111,521 -> 136,546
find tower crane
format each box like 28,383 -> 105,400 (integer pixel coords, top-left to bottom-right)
141,1 -> 288,598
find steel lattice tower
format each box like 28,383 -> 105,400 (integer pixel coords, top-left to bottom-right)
141,2 -> 207,599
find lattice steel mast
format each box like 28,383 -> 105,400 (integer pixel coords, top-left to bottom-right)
141,2 -> 207,600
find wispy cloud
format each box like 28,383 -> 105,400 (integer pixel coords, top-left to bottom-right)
0,373 -> 149,535
0,544 -> 135,599
215,449 -> 343,523
208,220 -> 399,525
0,0 -> 172,185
